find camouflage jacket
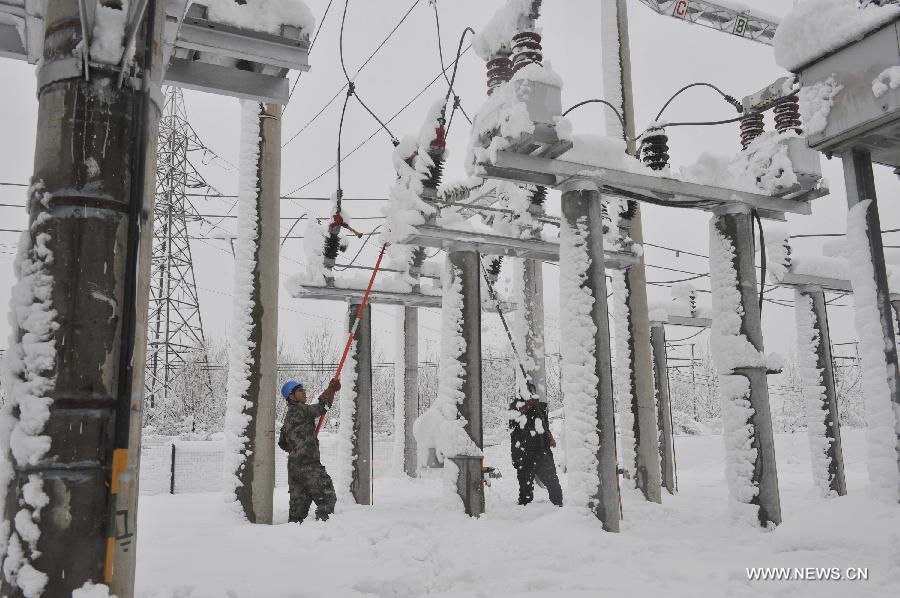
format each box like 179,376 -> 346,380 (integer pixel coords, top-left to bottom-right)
278,401 -> 329,465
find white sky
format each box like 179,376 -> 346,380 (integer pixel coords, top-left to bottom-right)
0,0 -> 898,365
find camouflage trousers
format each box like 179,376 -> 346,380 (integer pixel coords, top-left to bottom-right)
288,461 -> 337,523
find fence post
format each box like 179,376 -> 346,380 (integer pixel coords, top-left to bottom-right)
170,442 -> 176,495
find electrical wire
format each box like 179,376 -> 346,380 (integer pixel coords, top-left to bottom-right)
432,4 -> 473,127
562,99 -> 627,134
333,224 -> 384,271
339,0 -> 399,146
654,82 -> 742,122
284,0 -> 336,112
282,0 -> 422,148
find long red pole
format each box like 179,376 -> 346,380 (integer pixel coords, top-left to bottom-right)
315,243 -> 389,436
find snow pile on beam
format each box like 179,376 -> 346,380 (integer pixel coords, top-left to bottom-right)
845,200 -> 900,503
472,0 -> 538,60
729,132 -> 799,196
800,76 -> 843,136
558,214 -> 602,510
72,582 -> 115,598
335,336 -> 358,502
873,66 -> 900,98
412,260 -> 481,506
610,270 -> 636,479
708,220 -> 765,524
793,290 -> 838,499
382,100 -> 444,270
223,101 -> 262,517
91,1 -> 129,64
205,0 -> 315,35
775,0 -> 900,71
0,185 -> 57,597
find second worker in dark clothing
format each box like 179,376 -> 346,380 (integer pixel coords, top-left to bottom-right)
278,379 -> 341,523
509,383 -> 563,507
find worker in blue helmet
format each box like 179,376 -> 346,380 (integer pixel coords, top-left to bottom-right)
509,379 -> 563,507
278,378 -> 341,523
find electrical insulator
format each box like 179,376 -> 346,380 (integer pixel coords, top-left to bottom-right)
486,257 -> 503,282
740,112 -> 764,149
773,95 -> 802,135
640,126 -> 670,171
601,202 -> 611,235
511,31 -> 543,74
486,56 -> 512,95
423,126 -> 447,191
529,186 -> 547,209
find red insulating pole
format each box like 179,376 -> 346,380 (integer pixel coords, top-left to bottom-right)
315,243 -> 389,436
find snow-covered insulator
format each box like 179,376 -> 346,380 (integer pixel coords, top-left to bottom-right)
511,31 -> 543,74
773,95 -> 802,135
640,126 -> 669,171
486,56 -> 513,95
740,112 -> 765,149
619,199 -> 638,221
601,202 -> 611,235
529,185 -> 547,209
485,257 -> 503,282
423,126 -> 447,191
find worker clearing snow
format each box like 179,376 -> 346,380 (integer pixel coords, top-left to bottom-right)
509,380 -> 563,507
279,379 -> 341,523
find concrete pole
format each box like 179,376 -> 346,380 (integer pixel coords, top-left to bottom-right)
560,181 -> 621,532
448,245 -> 484,516
232,103 -> 281,524
650,324 -> 676,494
892,299 -> 900,338
796,287 -> 846,496
711,209 -> 781,527
521,259 -> 548,398
602,0 -> 661,504
402,306 -> 419,477
842,149 -> 900,491
0,2 -> 164,596
348,302 -> 374,504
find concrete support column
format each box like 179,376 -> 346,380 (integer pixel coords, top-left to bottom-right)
842,149 -> 900,496
651,324 -> 676,494
710,209 -> 781,527
0,3 -> 164,596
232,103 -> 281,525
448,246 -> 484,516
399,306 -> 419,477
521,259 -> 547,397
795,287 -> 846,497
560,181 -> 621,532
348,302 -> 374,504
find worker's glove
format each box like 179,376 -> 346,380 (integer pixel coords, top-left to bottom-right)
548,434 -> 557,448
329,379 -> 342,392
518,399 -> 539,414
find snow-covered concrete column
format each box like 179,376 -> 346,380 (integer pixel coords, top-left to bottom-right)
842,149 -> 900,503
709,208 -> 781,527
392,306 -> 418,478
559,180 -> 621,532
513,259 -> 547,398
224,102 -> 281,525
340,303 -> 373,504
651,323 -> 676,495
601,0 -> 661,504
0,3 -> 165,595
794,287 -> 846,498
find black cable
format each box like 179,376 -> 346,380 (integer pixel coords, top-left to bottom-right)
647,272 -> 709,285
753,209 -> 766,315
654,82 -> 742,122
334,224 -> 384,271
339,0 -> 399,146
563,99 -> 627,134
432,5 -> 473,126
283,0 -> 420,148
285,0 -> 336,112
335,87 -> 353,208
666,328 -> 707,343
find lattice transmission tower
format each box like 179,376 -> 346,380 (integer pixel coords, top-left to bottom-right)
145,87 -> 213,424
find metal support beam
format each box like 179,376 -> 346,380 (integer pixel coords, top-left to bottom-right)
841,148 -> 900,497
795,287 -> 846,497
0,2 -> 164,596
560,182 -> 621,531
448,246 -> 484,516
604,0 -> 661,504
710,210 -> 781,527
651,324 -> 677,494
398,306 -> 419,477
232,102 -> 281,524
348,302 -> 374,505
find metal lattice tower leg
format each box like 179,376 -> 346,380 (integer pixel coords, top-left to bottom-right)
145,87 -> 210,429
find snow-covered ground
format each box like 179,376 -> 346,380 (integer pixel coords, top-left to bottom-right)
135,429 -> 899,598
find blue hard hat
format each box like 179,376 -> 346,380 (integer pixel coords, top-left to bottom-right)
281,380 -> 303,400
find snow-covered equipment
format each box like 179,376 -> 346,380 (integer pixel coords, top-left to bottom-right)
0,1 -> 313,104
634,0 -> 780,45
777,1 -> 900,168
